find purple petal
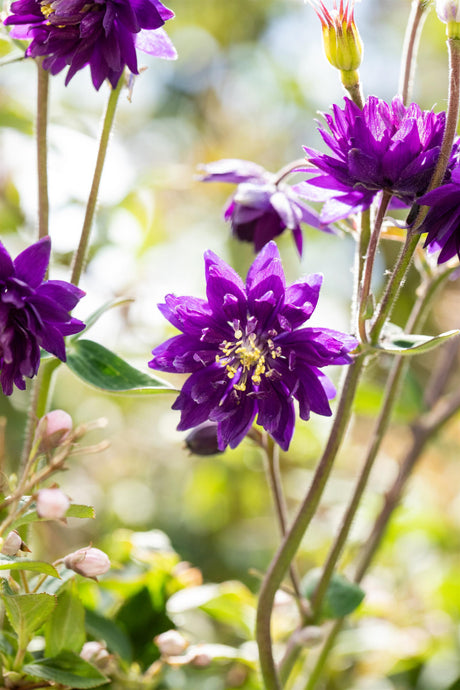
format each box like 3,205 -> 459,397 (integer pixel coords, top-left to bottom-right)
14,237 -> 50,288
136,27 -> 177,59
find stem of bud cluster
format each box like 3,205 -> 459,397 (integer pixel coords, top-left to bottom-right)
341,70 -> 364,109
36,59 -> 49,242
70,74 -> 124,286
399,0 -> 430,105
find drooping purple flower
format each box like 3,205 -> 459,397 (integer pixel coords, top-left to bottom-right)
4,0 -> 176,90
295,96 -> 456,223
199,159 -> 335,255
0,237 -> 85,395
149,241 -> 357,451
417,166 -> 460,263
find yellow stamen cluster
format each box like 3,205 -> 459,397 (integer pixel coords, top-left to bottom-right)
216,331 -> 280,392
40,2 -> 55,18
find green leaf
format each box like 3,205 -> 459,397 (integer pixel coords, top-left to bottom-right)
11,503 -> 95,530
0,556 -> 59,578
3,593 -> 56,638
66,339 -> 175,394
301,572 -> 365,620
45,582 -> 86,656
70,297 -> 135,343
85,609 -> 132,661
376,327 -> 459,356
23,650 -> 108,688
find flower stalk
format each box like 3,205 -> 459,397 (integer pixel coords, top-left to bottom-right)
71,76 -> 124,286
36,58 -> 49,241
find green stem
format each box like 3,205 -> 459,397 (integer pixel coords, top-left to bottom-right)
308,267 -> 451,622
304,620 -> 342,690
398,0 -> 430,105
256,357 -> 366,690
262,434 -> 305,612
70,76 -> 124,286
352,209 -> 371,334
36,59 -> 49,241
358,191 -> 392,343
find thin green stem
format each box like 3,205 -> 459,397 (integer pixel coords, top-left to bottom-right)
308,267 -> 451,622
262,434 -> 305,613
70,76 -> 124,286
398,0 -> 430,105
36,59 -> 49,241
256,357 -> 366,690
304,620 -> 342,690
352,209 -> 371,334
274,159 -> 312,185
358,191 -> 392,343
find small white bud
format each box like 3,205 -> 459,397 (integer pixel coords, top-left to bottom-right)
155,630 -> 188,657
64,546 -> 110,579
80,641 -> 110,663
36,488 -> 70,520
1,531 -> 22,556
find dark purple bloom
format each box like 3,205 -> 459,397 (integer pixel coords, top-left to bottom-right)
149,242 -> 357,451
4,0 -> 176,90
0,237 -> 85,395
295,96 -> 455,223
417,166 -> 460,263
199,159 -> 335,255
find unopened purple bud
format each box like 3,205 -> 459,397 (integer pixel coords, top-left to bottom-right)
185,423 -> 223,456
1,530 -> 22,556
64,546 -> 110,579
36,488 -> 70,520
155,630 -> 188,657
39,410 -> 73,450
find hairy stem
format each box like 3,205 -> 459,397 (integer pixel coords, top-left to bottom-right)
398,0 -> 430,105
256,357 -> 365,690
36,59 -> 49,241
70,77 -> 123,286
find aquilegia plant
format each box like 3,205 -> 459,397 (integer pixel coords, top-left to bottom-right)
1,0 -> 460,688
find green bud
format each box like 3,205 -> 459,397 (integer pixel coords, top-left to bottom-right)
312,0 -> 363,72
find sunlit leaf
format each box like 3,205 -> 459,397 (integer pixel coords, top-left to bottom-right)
23,651 -> 108,688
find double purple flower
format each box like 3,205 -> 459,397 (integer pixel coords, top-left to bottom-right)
417,166 -> 460,263
149,242 -> 357,451
199,159 -> 334,255
296,96 -> 456,223
4,0 -> 176,89
0,237 -> 85,395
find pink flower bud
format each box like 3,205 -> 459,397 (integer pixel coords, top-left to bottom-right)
1,530 -> 22,556
36,488 -> 70,520
155,630 -> 188,657
64,546 -> 110,579
38,410 -> 73,450
80,641 -> 110,663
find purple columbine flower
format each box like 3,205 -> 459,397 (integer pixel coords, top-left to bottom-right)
417,166 -> 460,263
4,0 -> 176,90
0,237 -> 85,395
149,241 -> 357,451
199,159 -> 335,255
295,96 -> 455,223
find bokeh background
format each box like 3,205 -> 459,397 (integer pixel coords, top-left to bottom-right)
2,1 -> 460,688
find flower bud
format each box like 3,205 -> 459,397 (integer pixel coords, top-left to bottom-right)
312,0 -> 363,73
64,546 -> 110,579
155,630 -> 188,657
436,0 -> 460,37
38,410 -> 73,451
80,641 -> 110,663
36,488 -> 70,520
1,530 -> 22,556
185,423 -> 222,456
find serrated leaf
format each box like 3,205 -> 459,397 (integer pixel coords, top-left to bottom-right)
70,297 -> 135,343
0,556 -> 59,578
23,650 -> 108,688
11,503 -> 94,530
301,572 -> 364,620
377,328 -> 459,356
45,582 -> 86,656
66,339 -> 175,394
3,593 -> 56,638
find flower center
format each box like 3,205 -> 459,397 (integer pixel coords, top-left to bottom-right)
216,328 -> 281,392
40,2 -> 55,18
